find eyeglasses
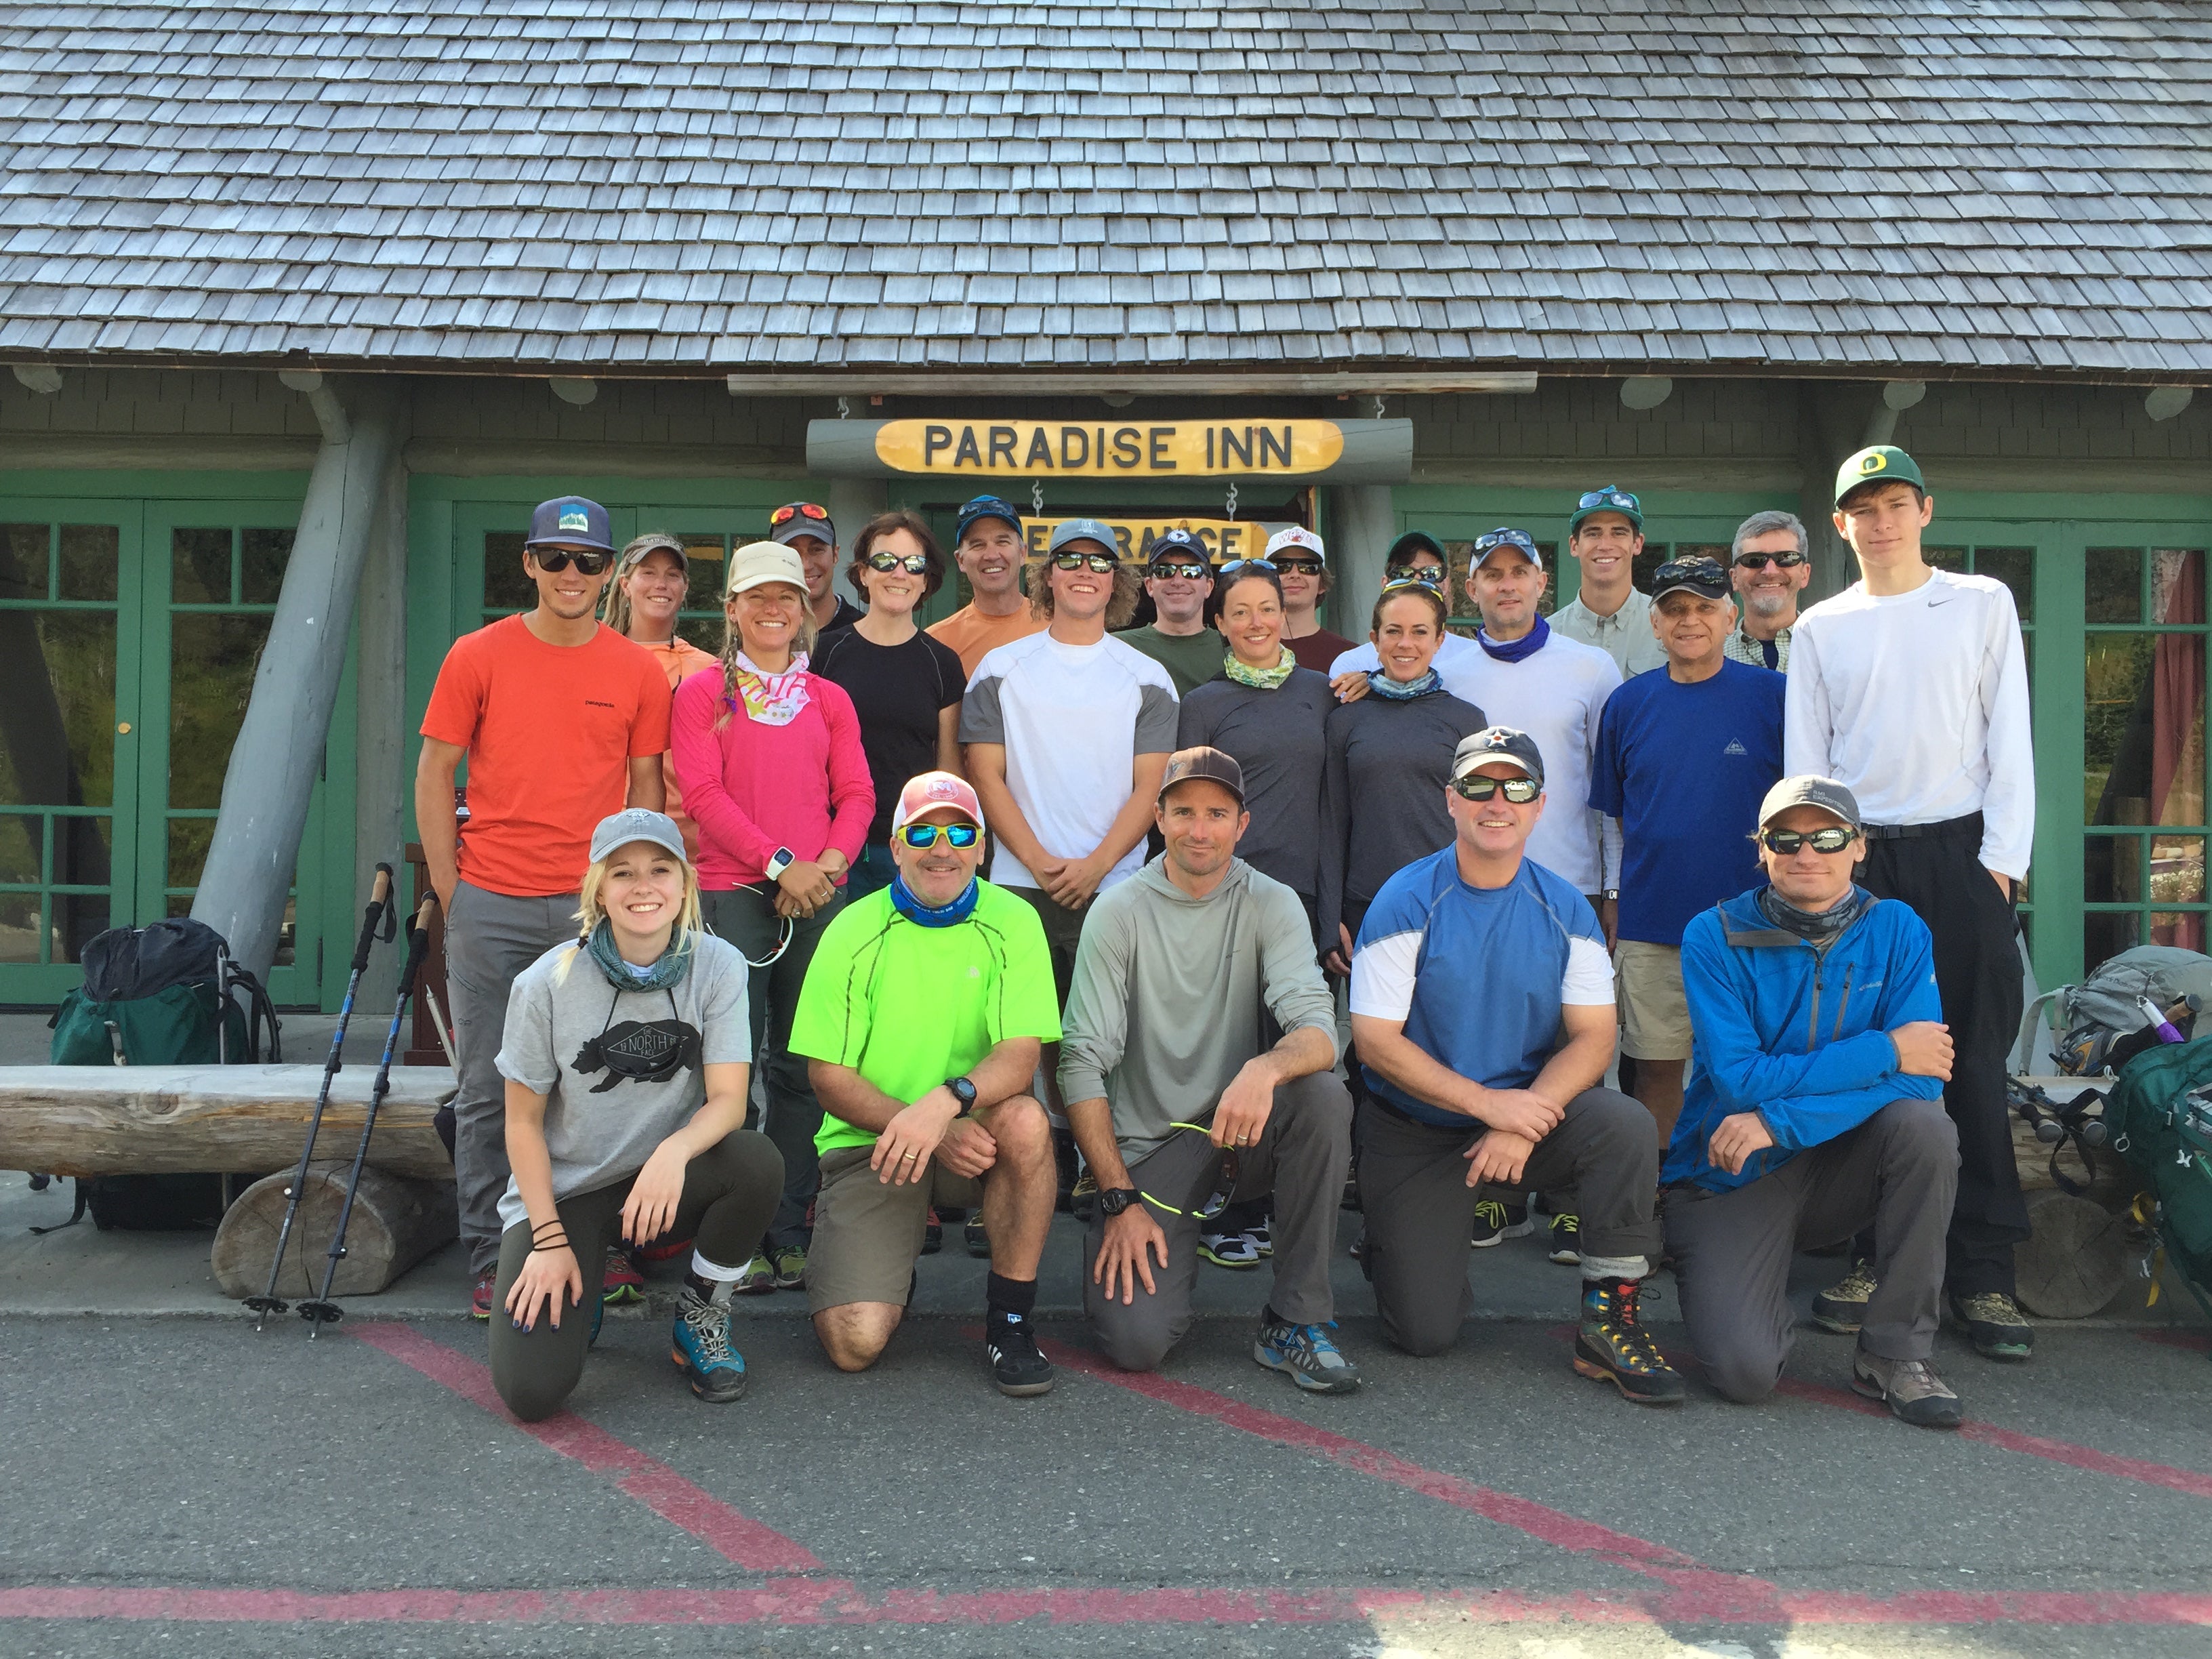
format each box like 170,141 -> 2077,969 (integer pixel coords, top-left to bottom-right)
898,822 -> 981,849
531,549 -> 611,575
1385,564 -> 1446,588
1452,775 -> 1540,803
1757,826 -> 1858,855
1273,557 -> 1324,575
1734,552 -> 1807,571
1577,488 -> 1641,514
1148,562 -> 1212,581
865,552 -> 931,574
1051,552 -> 1120,573
1473,529 -> 1537,555
770,503 -> 830,529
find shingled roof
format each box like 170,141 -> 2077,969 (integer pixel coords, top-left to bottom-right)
1,0 -> 2209,380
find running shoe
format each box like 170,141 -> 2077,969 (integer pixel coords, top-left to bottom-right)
1198,1229 -> 1263,1269
671,1287 -> 749,1404
470,1266 -> 498,1321
1069,1168 -> 1098,1223
1471,1199 -> 1534,1248
985,1311 -> 1056,1396
601,1245 -> 644,1305
1253,1315 -> 1361,1394
1851,1347 -> 1963,1429
1812,1259 -> 1879,1334
772,1244 -> 808,1291
1244,1218 -> 1273,1259
1572,1277 -> 1685,1405
964,1210 -> 990,1258
1547,1212 -> 1582,1265
731,1252 -> 778,1296
1948,1290 -> 2034,1361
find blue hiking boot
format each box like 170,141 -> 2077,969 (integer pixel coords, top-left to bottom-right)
1253,1315 -> 1361,1394
672,1287 -> 749,1404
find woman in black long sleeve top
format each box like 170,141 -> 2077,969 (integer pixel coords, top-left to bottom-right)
1318,583 -> 1486,975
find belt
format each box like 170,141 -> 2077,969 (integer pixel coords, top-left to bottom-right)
1861,811 -> 1983,843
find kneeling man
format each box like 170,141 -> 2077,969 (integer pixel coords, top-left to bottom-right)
1666,775 -> 1962,1427
790,772 -> 1064,1396
1351,727 -> 1681,1404
1064,747 -> 1359,1392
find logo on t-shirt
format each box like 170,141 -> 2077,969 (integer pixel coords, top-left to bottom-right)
1723,739 -> 1748,756
585,699 -> 615,710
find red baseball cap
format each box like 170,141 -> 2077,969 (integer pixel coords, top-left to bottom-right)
890,771 -> 986,834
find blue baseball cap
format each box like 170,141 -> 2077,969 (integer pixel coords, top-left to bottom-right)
1144,529 -> 1211,567
1048,518 -> 1123,558
525,495 -> 613,554
956,495 -> 1025,544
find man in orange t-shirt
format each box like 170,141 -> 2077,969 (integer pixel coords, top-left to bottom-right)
416,495 -> 674,1316
927,495 -> 1047,678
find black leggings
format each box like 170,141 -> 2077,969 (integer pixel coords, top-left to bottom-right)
489,1130 -> 783,1422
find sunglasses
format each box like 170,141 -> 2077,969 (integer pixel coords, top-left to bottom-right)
1452,775 -> 1540,804
1273,557 -> 1324,575
1216,558 -> 1276,577
1385,564 -> 1446,588
1758,826 -> 1858,855
899,821 -> 981,849
1734,552 -> 1807,571
1473,529 -> 1537,554
771,502 -> 830,528
1577,488 -> 1640,514
1148,561 -> 1212,581
1051,552 -> 1120,573
865,551 -> 931,574
531,549 -> 612,575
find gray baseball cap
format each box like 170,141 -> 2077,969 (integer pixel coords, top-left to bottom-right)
590,808 -> 689,867
1451,726 -> 1545,791
1757,775 -> 1861,831
1047,518 -> 1124,558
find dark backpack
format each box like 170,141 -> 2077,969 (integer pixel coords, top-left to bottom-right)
2102,1033 -> 2212,1326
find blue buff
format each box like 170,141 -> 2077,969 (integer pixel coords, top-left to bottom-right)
1476,614 -> 1549,663
888,873 -> 980,927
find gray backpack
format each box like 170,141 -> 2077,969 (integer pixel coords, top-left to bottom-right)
2020,945 -> 2212,1076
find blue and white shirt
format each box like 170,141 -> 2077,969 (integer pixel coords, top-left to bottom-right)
1349,848 -> 1614,1128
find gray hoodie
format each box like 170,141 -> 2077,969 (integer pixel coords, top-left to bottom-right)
1059,857 -> 1338,1162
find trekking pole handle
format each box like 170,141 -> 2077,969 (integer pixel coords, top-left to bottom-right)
349,863 -> 400,973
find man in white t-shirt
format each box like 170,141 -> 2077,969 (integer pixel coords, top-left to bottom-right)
962,517 -> 1180,1136
1785,445 -> 2035,1364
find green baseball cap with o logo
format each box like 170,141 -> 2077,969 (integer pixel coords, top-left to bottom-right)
1834,445 -> 1927,507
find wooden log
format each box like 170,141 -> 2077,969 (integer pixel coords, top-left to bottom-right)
211,1167 -> 457,1300
2014,1190 -> 2135,1319
0,1064 -> 453,1181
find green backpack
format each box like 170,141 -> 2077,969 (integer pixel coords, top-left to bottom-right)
2103,1033 -> 2212,1324
48,979 -> 244,1067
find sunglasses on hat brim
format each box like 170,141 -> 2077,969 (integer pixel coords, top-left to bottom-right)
1473,529 -> 1538,555
771,503 -> 831,528
1575,489 -> 1641,514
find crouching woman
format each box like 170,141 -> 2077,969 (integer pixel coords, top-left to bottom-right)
491,808 -> 784,1420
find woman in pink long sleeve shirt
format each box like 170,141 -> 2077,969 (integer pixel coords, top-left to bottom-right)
670,543 -> 874,1288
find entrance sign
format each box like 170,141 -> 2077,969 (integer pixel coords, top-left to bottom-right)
807,417 -> 1412,482
1022,516 -> 1291,564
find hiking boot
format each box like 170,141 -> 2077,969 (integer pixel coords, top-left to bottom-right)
1349,1226 -> 1366,1262
1812,1259 -> 1878,1334
1471,1198 -> 1535,1248
964,1211 -> 990,1257
1851,1346 -> 1963,1429
1199,1228 -> 1263,1269
1245,1218 -> 1273,1258
922,1208 -> 943,1256
772,1244 -> 808,1291
1254,1315 -> 1361,1394
1547,1212 -> 1582,1265
671,1288 -> 749,1404
1573,1278 -> 1685,1405
470,1266 -> 498,1321
601,1246 -> 644,1306
1949,1290 -> 2034,1361
985,1311 -> 1056,1397
1069,1168 -> 1097,1222
731,1252 -> 778,1296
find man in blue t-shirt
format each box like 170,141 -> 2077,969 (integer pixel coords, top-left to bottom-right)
1590,556 -> 1785,1147
1349,726 -> 1682,1405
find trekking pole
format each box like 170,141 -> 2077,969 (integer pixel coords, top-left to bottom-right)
300,893 -> 437,1338
247,864 -> 397,1330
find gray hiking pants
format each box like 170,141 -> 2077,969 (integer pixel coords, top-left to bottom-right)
1663,1097 -> 1959,1401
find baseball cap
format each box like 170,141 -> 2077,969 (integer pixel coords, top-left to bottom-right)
1835,445 -> 1927,507
1264,526 -> 1326,565
1386,531 -> 1448,569
956,495 -> 1025,544
526,495 -> 614,554
1158,745 -> 1247,805
890,771 -> 987,834
1470,527 -> 1543,572
1650,556 -> 1731,603
769,502 -> 837,547
725,540 -> 808,597
1145,529 -> 1212,569
1450,726 -> 1545,791
1757,775 -> 1862,831
1048,518 -> 1122,557
615,533 -> 689,576
1569,485 -> 1643,537
590,808 -> 689,867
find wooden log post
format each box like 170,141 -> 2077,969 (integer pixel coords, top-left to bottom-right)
211,1167 -> 457,1300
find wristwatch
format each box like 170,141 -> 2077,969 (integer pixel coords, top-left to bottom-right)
1600,888 -> 1620,902
763,846 -> 796,881
1098,1187 -> 1143,1217
945,1076 -> 979,1117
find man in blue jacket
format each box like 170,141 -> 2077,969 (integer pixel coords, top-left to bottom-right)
1666,775 -> 1963,1428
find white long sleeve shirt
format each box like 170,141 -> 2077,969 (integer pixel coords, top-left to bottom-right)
1782,569 -> 2035,880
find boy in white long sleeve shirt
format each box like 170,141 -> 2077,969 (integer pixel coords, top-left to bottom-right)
1784,445 -> 2036,1362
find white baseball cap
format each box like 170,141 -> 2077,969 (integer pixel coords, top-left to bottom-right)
1264,526 -> 1326,564
725,540 -> 808,598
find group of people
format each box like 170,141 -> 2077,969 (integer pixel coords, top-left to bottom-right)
417,440 -> 2033,1434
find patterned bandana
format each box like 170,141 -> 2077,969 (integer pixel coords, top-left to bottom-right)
583,918 -> 694,993
726,649 -> 812,726
1477,615 -> 1550,663
1223,646 -> 1296,691
1757,882 -> 1873,956
1366,667 -> 1443,700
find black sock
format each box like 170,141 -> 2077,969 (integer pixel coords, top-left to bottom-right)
986,1272 -> 1036,1320
1261,1303 -> 1283,1328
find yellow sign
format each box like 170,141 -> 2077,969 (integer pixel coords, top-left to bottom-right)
872,419 -> 1345,478
1023,516 -> 1288,565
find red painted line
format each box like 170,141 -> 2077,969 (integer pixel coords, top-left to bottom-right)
1036,1335 -> 1774,1616
2137,1328 -> 2212,1355
6,1583 -> 2212,1629
352,1323 -> 822,1574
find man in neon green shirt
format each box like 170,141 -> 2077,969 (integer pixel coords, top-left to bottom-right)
790,771 -> 1064,1396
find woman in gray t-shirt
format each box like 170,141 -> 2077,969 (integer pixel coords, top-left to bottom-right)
489,809 -> 783,1421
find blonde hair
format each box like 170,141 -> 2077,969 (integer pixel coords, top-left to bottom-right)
1024,556 -> 1142,630
716,581 -> 818,731
574,846 -> 705,939
600,532 -> 689,638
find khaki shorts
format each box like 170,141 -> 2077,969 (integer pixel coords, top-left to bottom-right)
1614,939 -> 1692,1061
805,1143 -> 984,1313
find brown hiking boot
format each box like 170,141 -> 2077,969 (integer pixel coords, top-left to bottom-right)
1851,1347 -> 1963,1429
